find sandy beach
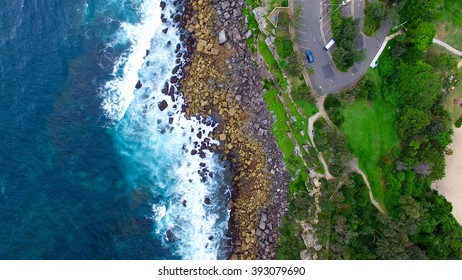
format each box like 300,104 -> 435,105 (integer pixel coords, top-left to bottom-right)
433,127 -> 462,224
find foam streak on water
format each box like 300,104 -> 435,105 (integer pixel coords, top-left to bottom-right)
100,0 -> 230,260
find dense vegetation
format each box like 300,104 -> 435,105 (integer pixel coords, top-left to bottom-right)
330,0 -> 365,71
277,175 -> 314,259
376,0 -> 462,259
317,173 -> 432,259
320,0 -> 462,259
314,118 -> 352,177
364,1 -> 387,36
274,12 -> 304,76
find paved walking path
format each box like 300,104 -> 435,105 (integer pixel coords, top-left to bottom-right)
433,38 -> 462,56
370,31 -> 403,67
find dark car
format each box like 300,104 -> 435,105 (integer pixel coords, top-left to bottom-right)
305,50 -> 314,63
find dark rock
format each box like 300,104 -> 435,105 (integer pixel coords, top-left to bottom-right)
204,197 -> 211,205
166,229 -> 177,242
162,28 -> 168,34
171,76 -> 179,84
161,82 -> 169,94
160,1 -> 166,10
158,100 -> 168,111
182,200 -> 187,207
169,85 -> 175,96
135,80 -> 142,89
172,65 -> 180,75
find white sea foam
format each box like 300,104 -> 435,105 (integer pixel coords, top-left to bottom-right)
101,0 -> 162,121
101,0 -> 230,260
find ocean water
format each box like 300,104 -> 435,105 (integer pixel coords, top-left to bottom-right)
0,0 -> 231,259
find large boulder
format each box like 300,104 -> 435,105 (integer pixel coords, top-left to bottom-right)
218,30 -> 227,44
158,100 -> 168,111
196,39 -> 207,52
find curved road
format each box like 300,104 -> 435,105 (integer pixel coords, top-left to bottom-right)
294,0 -> 390,94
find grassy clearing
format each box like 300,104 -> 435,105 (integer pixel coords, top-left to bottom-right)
444,67 -> 462,124
435,0 -> 462,50
425,44 -> 462,124
295,99 -> 318,117
263,89 -> 295,157
339,72 -> 399,206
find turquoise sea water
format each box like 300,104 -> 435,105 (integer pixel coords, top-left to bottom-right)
0,0 -> 230,259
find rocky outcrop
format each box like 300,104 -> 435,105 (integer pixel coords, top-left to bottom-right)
181,0 -> 288,259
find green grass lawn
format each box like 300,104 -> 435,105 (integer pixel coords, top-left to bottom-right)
436,0 -> 462,50
258,39 -> 288,88
425,44 -> 462,124
263,89 -> 295,158
339,93 -> 399,208
444,67 -> 462,124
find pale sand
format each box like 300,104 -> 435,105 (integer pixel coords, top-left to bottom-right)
433,127 -> 462,224
458,59 -> 462,69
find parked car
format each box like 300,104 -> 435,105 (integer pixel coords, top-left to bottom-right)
305,50 -> 314,63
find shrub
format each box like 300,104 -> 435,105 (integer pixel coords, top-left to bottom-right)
364,1 -> 387,37
285,52 -> 304,76
274,36 -> 294,59
456,117 -> 462,128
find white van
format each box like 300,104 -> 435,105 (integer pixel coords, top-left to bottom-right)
324,39 -> 335,51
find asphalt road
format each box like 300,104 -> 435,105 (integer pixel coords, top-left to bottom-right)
294,0 -> 390,95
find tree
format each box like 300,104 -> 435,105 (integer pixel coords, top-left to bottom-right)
331,15 -> 363,71
375,214 -> 410,259
397,61 -> 440,111
399,0 -> 443,28
410,22 -> 436,51
397,107 -> 431,138
285,52 -> 304,76
274,36 -> 293,59
365,1 -> 387,36
332,47 -> 349,70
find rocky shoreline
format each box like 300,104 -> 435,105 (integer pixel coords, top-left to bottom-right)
177,0 -> 289,259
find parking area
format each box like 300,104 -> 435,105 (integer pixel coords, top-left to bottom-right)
293,0 -> 389,94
